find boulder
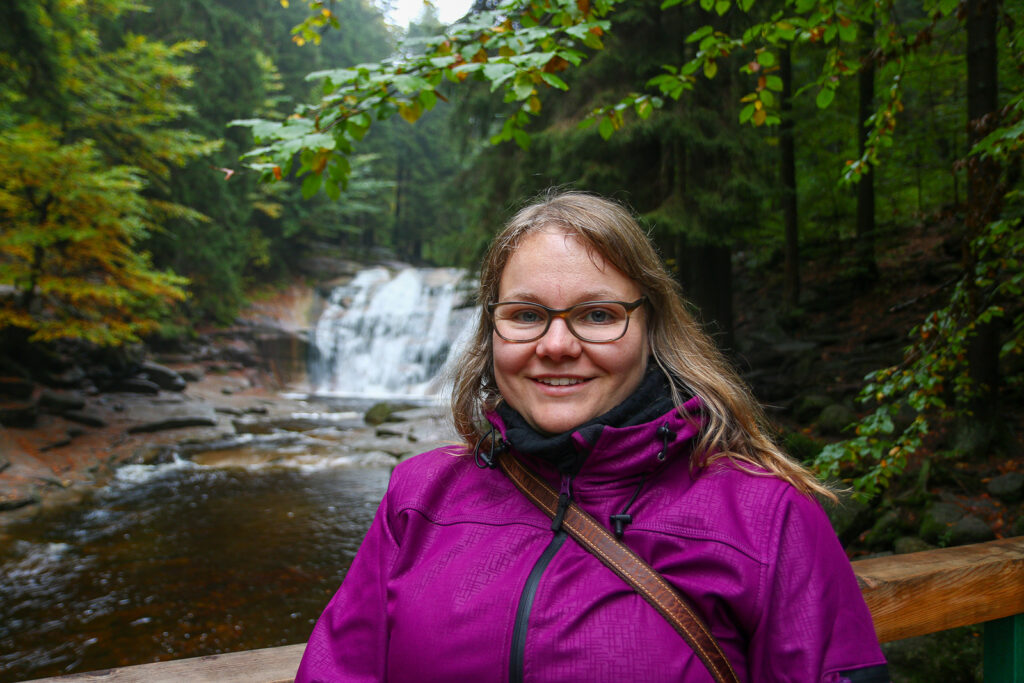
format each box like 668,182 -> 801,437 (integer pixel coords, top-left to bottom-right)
128,414 -> 218,434
125,402 -> 218,434
0,376 -> 34,399
138,361 -> 187,392
947,515 -> 996,546
62,410 -> 108,428
816,403 -> 857,436
822,491 -> 872,543
364,401 -> 420,426
112,378 -> 161,394
919,502 -> 964,544
38,389 -> 87,413
0,400 -> 38,428
48,365 -> 86,388
862,509 -> 902,551
987,472 -> 1024,503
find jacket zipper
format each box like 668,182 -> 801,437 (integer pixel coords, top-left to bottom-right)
509,475 -> 573,683
509,530 -> 566,683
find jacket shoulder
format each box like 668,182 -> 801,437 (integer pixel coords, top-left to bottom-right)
644,458 -> 826,564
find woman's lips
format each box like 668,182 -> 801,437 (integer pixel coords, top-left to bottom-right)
532,377 -> 589,387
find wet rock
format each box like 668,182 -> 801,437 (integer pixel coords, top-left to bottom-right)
919,502 -> 964,544
128,413 -> 218,434
0,376 -> 34,399
112,378 -> 161,394
0,485 -> 37,511
893,536 -> 934,554
62,410 -> 108,428
40,436 -> 73,451
138,361 -> 187,392
215,406 -> 244,416
947,515 -> 995,546
987,472 -> 1024,503
233,413 -> 363,434
48,365 -> 86,388
175,365 -> 205,383
364,401 -> 420,425
38,389 -> 86,413
817,404 -> 857,436
0,400 -> 38,427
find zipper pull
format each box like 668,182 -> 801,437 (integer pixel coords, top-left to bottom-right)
551,476 -> 573,532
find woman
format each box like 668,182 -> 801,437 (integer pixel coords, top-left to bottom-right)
297,191 -> 888,682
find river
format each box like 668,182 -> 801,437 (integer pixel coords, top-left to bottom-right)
0,265 -> 474,682
0,448 -> 391,681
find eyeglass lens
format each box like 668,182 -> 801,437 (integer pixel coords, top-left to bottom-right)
491,301 -> 633,343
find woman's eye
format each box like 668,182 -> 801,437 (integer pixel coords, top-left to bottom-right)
578,307 -> 619,324
511,308 -> 544,324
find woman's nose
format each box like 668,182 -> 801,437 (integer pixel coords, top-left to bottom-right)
535,318 -> 581,359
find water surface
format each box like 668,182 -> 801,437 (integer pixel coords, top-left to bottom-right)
0,455 -> 390,681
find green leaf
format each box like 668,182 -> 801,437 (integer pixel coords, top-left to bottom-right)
661,0 -> 684,8
739,103 -> 755,123
756,51 -> 776,67
419,89 -> 437,110
699,0 -> 714,11
541,72 -> 569,90
760,90 -> 774,107
686,26 -> 714,43
766,75 -> 783,91
816,87 -> 835,109
703,60 -> 718,79
512,129 -> 530,150
598,116 -> 614,140
636,98 -> 653,119
482,63 -> 516,90
714,0 -> 730,15
301,171 -> 322,199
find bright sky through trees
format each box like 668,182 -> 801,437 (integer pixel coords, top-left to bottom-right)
384,0 -> 473,27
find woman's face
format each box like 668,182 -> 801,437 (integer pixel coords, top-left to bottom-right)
492,229 -> 649,435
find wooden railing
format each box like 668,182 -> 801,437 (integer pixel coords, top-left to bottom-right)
25,536 -> 1024,682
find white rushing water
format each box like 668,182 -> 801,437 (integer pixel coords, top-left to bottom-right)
310,266 -> 476,397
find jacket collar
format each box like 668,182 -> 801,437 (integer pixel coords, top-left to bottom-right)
487,388 -> 704,487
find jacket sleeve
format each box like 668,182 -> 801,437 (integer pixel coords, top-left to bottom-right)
746,487 -> 889,682
295,488 -> 398,683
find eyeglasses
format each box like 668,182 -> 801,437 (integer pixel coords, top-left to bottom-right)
487,297 -> 646,343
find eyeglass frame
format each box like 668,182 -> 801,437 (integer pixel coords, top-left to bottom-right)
486,296 -> 647,344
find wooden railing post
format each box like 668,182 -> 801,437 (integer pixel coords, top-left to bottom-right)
984,613 -> 1024,682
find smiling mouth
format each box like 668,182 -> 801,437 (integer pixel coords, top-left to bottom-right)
534,377 -> 587,386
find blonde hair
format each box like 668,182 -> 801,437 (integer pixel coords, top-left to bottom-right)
451,190 -> 832,499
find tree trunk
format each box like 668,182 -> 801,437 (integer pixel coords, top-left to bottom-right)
855,17 -> 878,282
962,0 -> 1002,446
779,43 -> 799,307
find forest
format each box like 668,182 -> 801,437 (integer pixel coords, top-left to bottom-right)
1,0 -> 1022,507
1,0 -> 1023,679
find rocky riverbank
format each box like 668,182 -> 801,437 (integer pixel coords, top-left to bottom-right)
0,331 -> 456,528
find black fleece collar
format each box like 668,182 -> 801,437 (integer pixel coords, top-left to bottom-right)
496,366 -> 676,475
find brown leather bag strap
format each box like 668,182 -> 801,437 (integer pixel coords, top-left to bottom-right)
497,453 -> 739,683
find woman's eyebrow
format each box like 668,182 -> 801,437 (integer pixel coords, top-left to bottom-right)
499,290 -> 630,303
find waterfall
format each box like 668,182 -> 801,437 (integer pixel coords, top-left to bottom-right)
310,267 -> 477,397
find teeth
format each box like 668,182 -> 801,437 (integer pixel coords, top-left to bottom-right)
538,378 -> 582,386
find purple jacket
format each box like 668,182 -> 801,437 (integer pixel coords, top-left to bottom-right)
297,398 -> 886,682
